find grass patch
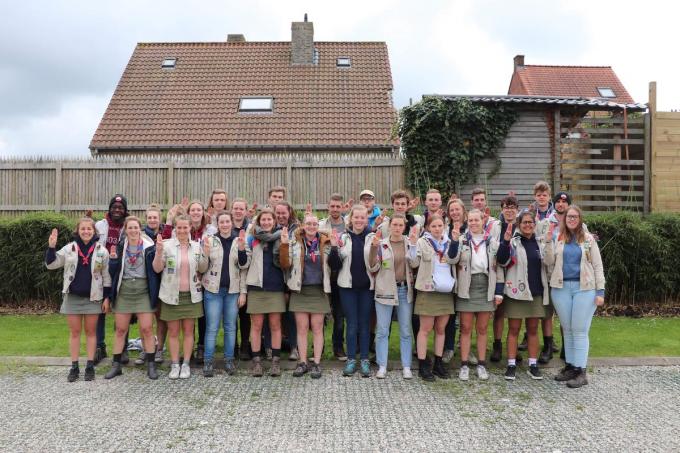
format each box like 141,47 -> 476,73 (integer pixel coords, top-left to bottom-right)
0,314 -> 678,358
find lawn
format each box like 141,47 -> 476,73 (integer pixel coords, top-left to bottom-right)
0,314 -> 678,359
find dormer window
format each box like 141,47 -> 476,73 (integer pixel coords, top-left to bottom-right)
161,58 -> 177,69
597,87 -> 616,98
239,97 -> 274,113
336,57 -> 351,68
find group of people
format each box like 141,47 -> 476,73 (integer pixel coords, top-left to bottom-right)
45,182 -> 605,389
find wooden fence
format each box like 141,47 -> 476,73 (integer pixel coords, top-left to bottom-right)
0,151 -> 404,217
649,82 -> 680,212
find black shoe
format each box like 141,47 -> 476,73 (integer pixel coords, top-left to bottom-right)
432,357 -> 451,379
418,360 -> 435,382
239,343 -> 252,361
560,346 -> 566,361
84,366 -> 95,381
120,350 -> 129,365
504,365 -> 517,381
527,364 -> 543,380
105,362 -> 122,379
538,339 -> 553,364
310,363 -> 322,379
333,348 -> 348,362
93,346 -> 107,365
224,358 -> 237,375
555,363 -> 579,382
516,353 -> 523,363
490,340 -> 502,363
518,333 -> 528,351
147,360 -> 159,380
566,368 -> 588,388
551,342 -> 560,353
196,346 -> 205,365
67,367 -> 79,383
203,360 -> 214,378
292,362 -> 308,377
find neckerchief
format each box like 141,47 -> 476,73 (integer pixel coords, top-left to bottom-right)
467,222 -> 494,254
191,225 -> 205,242
424,233 -> 449,260
305,234 -> 320,263
126,242 -> 143,266
76,242 -> 95,265
105,213 -> 124,251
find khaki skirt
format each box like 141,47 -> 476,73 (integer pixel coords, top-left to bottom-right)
290,285 -> 331,314
246,289 -> 286,314
504,295 -> 546,319
160,292 -> 204,321
456,274 -> 495,313
414,291 -> 454,316
113,278 -> 153,314
60,293 -> 102,315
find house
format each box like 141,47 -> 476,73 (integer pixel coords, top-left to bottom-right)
88,16 -> 402,209
508,54 -> 634,104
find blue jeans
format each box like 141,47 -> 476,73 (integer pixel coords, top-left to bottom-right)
340,288 -> 374,360
96,313 -> 106,348
375,285 -> 412,368
444,313 -> 457,351
551,281 -> 597,368
203,288 -> 239,361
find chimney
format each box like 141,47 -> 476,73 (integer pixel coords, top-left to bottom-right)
514,54 -> 525,71
291,14 -> 314,65
227,34 -> 246,42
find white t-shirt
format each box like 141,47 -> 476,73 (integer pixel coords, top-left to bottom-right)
470,233 -> 488,275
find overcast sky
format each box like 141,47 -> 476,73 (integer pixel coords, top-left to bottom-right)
0,0 -> 672,157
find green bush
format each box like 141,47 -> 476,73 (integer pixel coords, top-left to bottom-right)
0,213 -> 76,305
585,212 -> 680,305
0,212 -> 679,307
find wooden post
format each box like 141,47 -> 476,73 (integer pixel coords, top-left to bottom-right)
167,161 -> 175,209
643,112 -> 651,214
553,109 -> 561,193
649,81 -> 657,212
54,162 -> 62,213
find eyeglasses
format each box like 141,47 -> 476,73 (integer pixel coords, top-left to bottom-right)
566,215 -> 580,221
502,205 -> 518,210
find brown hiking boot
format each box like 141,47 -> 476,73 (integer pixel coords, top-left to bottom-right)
250,356 -> 263,377
270,356 -> 281,377
554,363 -> 579,382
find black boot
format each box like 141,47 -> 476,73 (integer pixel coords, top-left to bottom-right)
566,367 -> 588,388
490,340 -> 502,362
105,361 -> 122,379
146,353 -> 158,380
432,355 -> 451,379
538,337 -> 554,364
67,366 -> 79,382
418,358 -> 435,382
554,363 -> 579,382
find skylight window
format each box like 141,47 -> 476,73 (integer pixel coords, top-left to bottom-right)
161,58 -> 177,69
336,57 -> 351,68
597,87 -> 616,98
239,97 -> 274,112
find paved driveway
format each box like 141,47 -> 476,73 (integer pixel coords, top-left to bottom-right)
1,365 -> 678,452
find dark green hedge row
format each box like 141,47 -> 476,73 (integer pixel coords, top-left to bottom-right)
0,211 -> 679,306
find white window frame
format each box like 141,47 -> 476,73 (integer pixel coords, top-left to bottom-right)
161,58 -> 177,69
238,97 -> 274,113
336,57 -> 351,68
597,87 -> 616,98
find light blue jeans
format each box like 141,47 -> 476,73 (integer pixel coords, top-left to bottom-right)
375,285 -> 412,368
204,288 -> 239,361
551,281 -> 597,368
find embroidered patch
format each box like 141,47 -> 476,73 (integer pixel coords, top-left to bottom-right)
518,283 -> 526,292
506,280 -> 513,286
512,288 -> 518,294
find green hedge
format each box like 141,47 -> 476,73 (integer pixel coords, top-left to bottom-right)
0,212 -> 679,306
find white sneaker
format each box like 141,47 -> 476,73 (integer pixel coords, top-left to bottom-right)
155,348 -> 164,364
376,367 -> 387,379
468,351 -> 478,366
134,352 -> 146,365
442,349 -> 455,364
459,365 -> 470,381
402,367 -> 413,380
169,363 -> 180,380
477,365 -> 489,381
179,363 -> 191,379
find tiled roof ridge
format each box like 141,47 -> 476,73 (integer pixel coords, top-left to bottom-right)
520,64 -> 613,69
137,41 -> 387,47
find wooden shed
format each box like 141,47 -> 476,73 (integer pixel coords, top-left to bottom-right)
429,95 -> 649,212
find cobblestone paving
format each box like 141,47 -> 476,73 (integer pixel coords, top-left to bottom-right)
1,364 -> 678,452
